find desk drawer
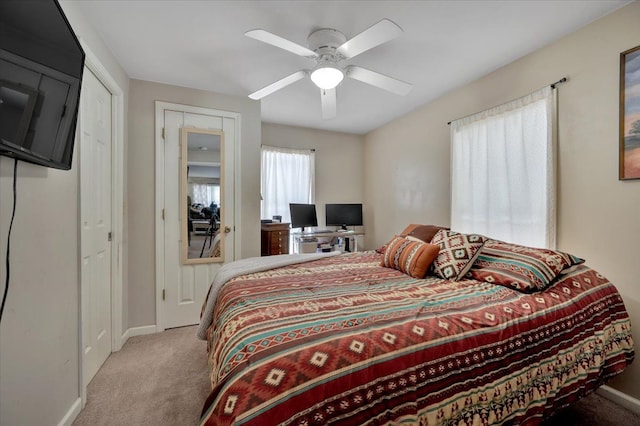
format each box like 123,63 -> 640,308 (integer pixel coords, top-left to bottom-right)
261,223 -> 290,256
270,233 -> 289,254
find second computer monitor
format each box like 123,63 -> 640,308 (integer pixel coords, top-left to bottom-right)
325,203 -> 363,230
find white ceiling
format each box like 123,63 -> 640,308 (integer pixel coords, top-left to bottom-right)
74,0 -> 629,135
187,132 -> 220,153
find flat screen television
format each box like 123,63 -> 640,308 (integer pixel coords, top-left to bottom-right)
0,0 -> 85,170
289,203 -> 318,232
325,203 -> 363,230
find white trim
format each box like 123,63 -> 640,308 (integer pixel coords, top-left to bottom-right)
119,325 -> 157,349
77,38 -> 125,408
57,398 -> 82,426
154,101 -> 241,332
128,324 -> 158,337
121,325 -> 158,344
597,385 -> 640,415
234,115 -> 242,260
154,102 -> 166,332
120,328 -> 130,343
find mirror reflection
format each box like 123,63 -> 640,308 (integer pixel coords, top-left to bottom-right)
182,128 -> 224,264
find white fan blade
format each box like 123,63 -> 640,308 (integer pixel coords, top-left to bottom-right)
321,88 -> 336,120
336,19 -> 403,60
245,29 -> 317,58
248,70 -> 307,100
345,66 -> 412,96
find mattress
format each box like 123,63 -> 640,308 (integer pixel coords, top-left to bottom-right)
199,251 -> 634,425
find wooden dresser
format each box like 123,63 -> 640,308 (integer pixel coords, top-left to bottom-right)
261,222 -> 290,256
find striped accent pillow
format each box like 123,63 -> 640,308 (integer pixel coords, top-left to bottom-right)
381,236 -> 440,279
468,240 -> 585,292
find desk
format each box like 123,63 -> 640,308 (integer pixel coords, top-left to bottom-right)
291,230 -> 364,253
192,220 -> 210,234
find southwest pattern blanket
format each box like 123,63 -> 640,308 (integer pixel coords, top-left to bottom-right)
199,251 -> 634,425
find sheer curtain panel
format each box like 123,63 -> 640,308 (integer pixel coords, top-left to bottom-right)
261,145 -> 315,223
192,184 -> 220,206
450,86 -> 556,248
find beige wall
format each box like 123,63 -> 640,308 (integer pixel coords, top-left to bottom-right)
2,2 -> 638,423
261,123 -> 365,230
364,2 -> 640,398
363,110 -> 451,247
0,1 -> 130,424
127,79 -> 261,328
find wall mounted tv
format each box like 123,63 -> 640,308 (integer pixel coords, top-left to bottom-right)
325,203 -> 363,230
0,0 -> 85,170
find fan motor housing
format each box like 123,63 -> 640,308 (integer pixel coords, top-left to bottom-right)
307,29 -> 347,57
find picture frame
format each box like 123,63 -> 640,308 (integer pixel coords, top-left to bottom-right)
619,45 -> 640,180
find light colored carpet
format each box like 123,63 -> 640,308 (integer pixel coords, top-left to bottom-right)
73,326 -> 639,425
73,326 -> 210,426
188,234 -> 211,260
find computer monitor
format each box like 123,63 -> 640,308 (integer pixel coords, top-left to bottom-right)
325,203 -> 363,230
289,203 -> 318,232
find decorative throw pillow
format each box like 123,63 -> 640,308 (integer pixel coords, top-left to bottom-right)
375,244 -> 388,254
401,224 -> 449,243
431,230 -> 487,280
380,236 -> 440,279
376,224 -> 449,253
468,240 -> 585,292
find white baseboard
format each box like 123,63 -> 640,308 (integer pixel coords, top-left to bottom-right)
58,397 -> 82,426
120,324 -> 157,347
597,384 -> 640,415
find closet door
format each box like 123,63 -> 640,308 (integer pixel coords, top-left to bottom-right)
80,68 -> 112,386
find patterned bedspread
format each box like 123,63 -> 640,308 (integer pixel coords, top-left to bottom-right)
200,251 -> 634,425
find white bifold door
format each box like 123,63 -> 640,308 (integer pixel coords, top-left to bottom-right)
80,68 -> 112,386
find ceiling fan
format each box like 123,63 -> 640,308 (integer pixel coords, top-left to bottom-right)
246,19 -> 413,119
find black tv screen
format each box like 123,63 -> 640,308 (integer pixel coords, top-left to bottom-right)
325,203 -> 363,230
289,203 -> 318,231
0,0 -> 85,170
0,80 -> 38,146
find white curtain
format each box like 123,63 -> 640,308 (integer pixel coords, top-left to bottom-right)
450,86 -> 556,248
192,184 -> 220,206
261,145 -> 315,223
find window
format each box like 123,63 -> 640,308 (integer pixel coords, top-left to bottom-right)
191,183 -> 220,207
261,145 -> 315,223
450,86 -> 556,248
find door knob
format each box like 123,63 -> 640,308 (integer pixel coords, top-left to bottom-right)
224,226 -> 231,233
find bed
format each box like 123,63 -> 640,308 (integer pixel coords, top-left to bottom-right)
196,227 -> 634,425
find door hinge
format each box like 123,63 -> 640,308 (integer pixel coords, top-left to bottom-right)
162,289 -> 166,301
162,209 -> 165,220
162,127 -> 165,139
108,231 -> 112,242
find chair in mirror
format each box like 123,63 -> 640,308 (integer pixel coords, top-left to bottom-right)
181,127 -> 225,264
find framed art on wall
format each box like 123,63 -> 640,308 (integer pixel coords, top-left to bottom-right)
620,44 -> 640,180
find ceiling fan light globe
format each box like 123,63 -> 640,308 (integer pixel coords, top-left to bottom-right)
310,66 -> 344,90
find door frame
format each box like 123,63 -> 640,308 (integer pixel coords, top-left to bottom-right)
154,101 -> 242,332
77,39 -> 125,406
